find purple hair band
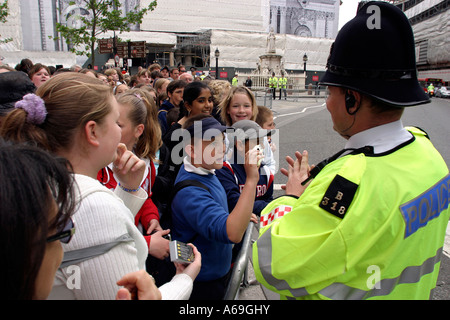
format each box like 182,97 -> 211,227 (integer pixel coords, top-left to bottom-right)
14,94 -> 47,125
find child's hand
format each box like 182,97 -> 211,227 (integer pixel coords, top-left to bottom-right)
243,147 -> 261,181
146,219 -> 162,235
148,229 -> 170,260
174,243 -> 202,281
116,270 -> 161,300
113,143 -> 146,192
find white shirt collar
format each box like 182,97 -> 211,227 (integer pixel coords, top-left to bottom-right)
183,156 -> 216,175
344,120 -> 413,154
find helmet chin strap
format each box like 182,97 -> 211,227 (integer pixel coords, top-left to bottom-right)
338,95 -> 361,138
337,115 -> 356,139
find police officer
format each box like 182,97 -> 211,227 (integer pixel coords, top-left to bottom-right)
253,1 -> 450,300
268,72 -> 278,100
427,83 -> 435,97
232,74 -> 238,86
278,73 -> 287,100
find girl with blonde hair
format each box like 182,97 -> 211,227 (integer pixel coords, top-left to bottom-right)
218,86 -> 277,173
218,85 -> 258,126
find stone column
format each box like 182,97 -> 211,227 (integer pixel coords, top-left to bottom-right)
280,7 -> 286,34
270,6 -> 278,32
169,50 -> 175,67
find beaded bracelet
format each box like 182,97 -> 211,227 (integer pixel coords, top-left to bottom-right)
118,182 -> 140,193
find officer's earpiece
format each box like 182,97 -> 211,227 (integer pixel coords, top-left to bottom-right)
345,91 -> 358,115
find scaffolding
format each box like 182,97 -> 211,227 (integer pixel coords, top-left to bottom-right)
175,30 -> 211,68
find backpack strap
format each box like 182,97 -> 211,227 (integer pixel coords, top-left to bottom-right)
60,234 -> 134,269
159,179 -> 210,243
172,179 -> 210,195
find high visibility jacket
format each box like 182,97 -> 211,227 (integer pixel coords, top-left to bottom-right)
253,128 -> 450,300
279,77 -> 287,89
269,76 -> 278,88
232,77 -> 238,86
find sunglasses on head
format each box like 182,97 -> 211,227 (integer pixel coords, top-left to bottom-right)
46,218 -> 75,244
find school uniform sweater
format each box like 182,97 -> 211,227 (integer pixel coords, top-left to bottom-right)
216,159 -> 274,215
158,100 -> 176,137
171,159 -> 234,282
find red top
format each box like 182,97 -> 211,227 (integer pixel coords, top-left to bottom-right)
97,160 -> 159,247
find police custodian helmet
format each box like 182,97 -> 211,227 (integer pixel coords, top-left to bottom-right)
319,1 -> 429,107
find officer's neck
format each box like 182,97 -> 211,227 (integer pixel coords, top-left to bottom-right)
339,105 -> 403,139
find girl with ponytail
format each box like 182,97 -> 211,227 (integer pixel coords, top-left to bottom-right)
97,88 -> 170,262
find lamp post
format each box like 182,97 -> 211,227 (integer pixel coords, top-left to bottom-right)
303,53 -> 308,88
215,48 -> 220,79
113,31 -> 118,68
303,53 -> 308,73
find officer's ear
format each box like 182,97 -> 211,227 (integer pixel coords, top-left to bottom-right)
345,90 -> 361,115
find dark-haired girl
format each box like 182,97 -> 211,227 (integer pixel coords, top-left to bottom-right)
0,139 -> 76,299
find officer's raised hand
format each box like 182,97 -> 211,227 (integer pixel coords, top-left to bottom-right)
281,150 -> 310,197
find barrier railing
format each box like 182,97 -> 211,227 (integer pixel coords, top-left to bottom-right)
253,88 -> 273,109
223,222 -> 256,300
252,87 -> 328,108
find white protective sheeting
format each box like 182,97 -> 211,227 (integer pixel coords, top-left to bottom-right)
0,50 -> 77,68
403,0 -> 444,18
411,9 -> 450,66
284,35 -> 333,71
97,31 -> 177,46
140,0 -> 268,33
210,30 -> 268,69
210,30 -> 333,71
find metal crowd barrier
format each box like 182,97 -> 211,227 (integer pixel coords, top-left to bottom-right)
223,222 -> 256,300
252,87 -> 328,108
253,89 -> 273,109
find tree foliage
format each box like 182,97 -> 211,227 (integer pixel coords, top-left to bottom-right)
0,0 -> 8,23
53,0 -> 157,65
0,0 -> 12,44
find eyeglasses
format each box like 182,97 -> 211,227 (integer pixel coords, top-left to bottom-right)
46,218 -> 75,244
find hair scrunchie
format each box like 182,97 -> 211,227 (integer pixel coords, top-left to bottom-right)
14,94 -> 47,125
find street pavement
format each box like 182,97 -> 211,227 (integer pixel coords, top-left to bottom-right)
237,96 -> 450,300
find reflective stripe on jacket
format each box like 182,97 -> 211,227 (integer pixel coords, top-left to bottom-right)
253,128 -> 450,300
269,77 -> 278,88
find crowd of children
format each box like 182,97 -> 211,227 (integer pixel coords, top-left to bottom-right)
0,60 -> 279,300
